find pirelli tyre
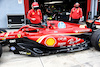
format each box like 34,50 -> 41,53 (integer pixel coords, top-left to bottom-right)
0,44 -> 2,57
91,29 -> 100,51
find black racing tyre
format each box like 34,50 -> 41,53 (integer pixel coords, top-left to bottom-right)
0,44 -> 2,57
0,29 -> 7,33
91,29 -> 100,51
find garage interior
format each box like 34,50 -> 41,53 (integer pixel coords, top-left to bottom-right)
28,0 -> 87,21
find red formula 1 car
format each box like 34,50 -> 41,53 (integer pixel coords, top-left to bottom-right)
94,20 -> 100,25
0,20 -> 100,57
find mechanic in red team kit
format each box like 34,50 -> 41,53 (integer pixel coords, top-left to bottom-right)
69,2 -> 83,24
27,2 -> 42,25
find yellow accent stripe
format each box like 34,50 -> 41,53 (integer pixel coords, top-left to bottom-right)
36,37 -> 42,42
36,35 -> 49,43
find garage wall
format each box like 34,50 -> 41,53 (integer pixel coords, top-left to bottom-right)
90,0 -> 98,19
0,0 -> 25,28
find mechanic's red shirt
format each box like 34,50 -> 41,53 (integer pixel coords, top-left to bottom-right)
27,9 -> 42,24
69,7 -> 83,19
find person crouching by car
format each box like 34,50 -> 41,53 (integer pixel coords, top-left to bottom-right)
69,2 -> 83,24
27,2 -> 42,25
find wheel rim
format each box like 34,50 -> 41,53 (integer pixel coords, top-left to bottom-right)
96,35 -> 100,49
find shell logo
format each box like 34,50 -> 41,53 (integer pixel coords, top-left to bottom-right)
45,38 -> 56,47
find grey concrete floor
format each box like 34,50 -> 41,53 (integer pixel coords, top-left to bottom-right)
0,25 -> 100,67
1,47 -> 100,67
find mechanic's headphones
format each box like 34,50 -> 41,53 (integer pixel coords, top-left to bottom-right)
74,2 -> 80,7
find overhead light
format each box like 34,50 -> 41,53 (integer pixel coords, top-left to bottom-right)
44,1 -> 63,4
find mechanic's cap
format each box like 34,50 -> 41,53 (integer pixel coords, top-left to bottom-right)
74,2 -> 80,7
32,2 -> 39,8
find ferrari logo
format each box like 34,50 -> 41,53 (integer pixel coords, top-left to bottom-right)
17,34 -> 21,38
99,39 -> 100,42
32,12 -> 35,15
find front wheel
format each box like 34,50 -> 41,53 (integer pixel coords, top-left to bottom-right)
91,29 -> 100,51
0,29 -> 7,33
0,44 -> 2,57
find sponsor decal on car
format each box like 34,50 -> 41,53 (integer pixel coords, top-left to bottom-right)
45,37 -> 57,47
58,42 -> 66,46
75,29 -> 90,33
58,22 -> 66,28
7,36 -> 15,38
58,37 -> 67,41
54,31 -> 58,33
19,51 -> 31,55
32,12 -> 35,15
68,38 -> 81,44
9,39 -> 16,43
79,25 -> 86,28
10,46 -> 16,51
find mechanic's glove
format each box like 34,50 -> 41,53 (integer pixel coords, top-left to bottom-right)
41,20 -> 43,23
69,17 -> 71,21
31,18 -> 36,21
79,18 -> 83,22
98,16 -> 100,19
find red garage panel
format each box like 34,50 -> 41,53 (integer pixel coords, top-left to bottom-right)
24,0 -> 29,18
24,0 -> 92,20
86,0 -> 91,20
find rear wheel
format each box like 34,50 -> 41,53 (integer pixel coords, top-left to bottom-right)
0,44 -> 2,57
91,29 -> 100,51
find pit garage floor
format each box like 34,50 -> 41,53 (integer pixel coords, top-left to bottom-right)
1,25 -> 100,67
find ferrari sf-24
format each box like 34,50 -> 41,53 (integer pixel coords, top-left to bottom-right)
0,20 -> 100,57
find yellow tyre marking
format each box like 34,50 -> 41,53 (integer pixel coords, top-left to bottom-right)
99,39 -> 100,42
98,43 -> 100,47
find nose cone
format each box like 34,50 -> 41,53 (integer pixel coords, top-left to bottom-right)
0,33 -> 7,41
